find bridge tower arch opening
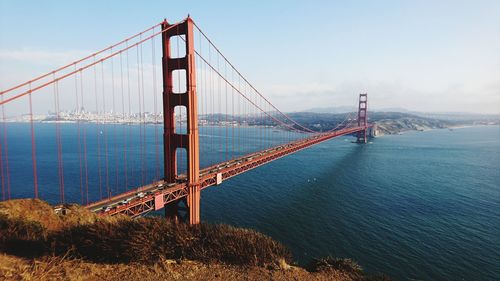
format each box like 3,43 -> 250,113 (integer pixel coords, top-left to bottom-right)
357,93 -> 368,143
161,17 -> 200,225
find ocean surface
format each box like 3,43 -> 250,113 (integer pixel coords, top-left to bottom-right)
2,124 -> 500,280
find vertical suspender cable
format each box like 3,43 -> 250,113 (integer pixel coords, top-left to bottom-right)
1,95 -> 10,199
136,44 -> 144,186
140,39 -> 147,184
80,70 -> 89,204
243,82 -> 246,153
237,74 -> 240,157
74,66 -> 84,204
209,43 -> 214,166
54,77 -> 64,203
102,61 -> 110,199
111,48 -> 118,195
120,49 -> 128,191
231,66 -> 234,160
217,53 -> 221,164
126,42 -> 133,189
94,57 -> 103,199
28,83 -> 38,198
152,32 -> 160,180
225,60 -> 228,161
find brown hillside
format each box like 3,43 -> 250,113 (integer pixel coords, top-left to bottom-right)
0,199 -> 391,281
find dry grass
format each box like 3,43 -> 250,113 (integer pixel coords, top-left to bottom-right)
0,199 -> 63,231
51,218 -> 292,266
1,199 -> 291,266
0,199 -> 123,257
0,253 -> 356,281
0,199 -> 391,281
0,198 -> 122,231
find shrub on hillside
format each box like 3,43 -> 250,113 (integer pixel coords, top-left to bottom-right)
51,217 -> 292,266
0,214 -> 47,241
0,213 -> 48,256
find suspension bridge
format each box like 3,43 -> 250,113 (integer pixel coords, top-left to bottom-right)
0,17 -> 371,224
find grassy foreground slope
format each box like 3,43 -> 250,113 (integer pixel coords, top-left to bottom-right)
0,199 -> 390,281
1,254 -> 359,281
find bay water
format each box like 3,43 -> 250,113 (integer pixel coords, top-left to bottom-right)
3,123 -> 499,280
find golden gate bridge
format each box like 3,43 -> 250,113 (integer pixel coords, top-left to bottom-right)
0,17 -> 371,224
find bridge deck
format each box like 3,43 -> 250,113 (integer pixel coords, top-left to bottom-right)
86,126 -> 368,217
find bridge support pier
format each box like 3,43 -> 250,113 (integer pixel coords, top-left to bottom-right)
164,194 -> 199,224
357,93 -> 368,144
186,184 -> 201,224
161,17 -> 200,225
164,201 -> 179,223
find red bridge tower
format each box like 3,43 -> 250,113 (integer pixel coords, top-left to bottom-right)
357,93 -> 368,143
161,17 -> 201,224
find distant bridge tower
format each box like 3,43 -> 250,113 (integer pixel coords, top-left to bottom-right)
357,93 -> 368,143
161,17 -> 201,225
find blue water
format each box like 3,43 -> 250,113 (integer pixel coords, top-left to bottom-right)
2,123 -> 302,203
2,124 -> 499,280
202,126 -> 500,280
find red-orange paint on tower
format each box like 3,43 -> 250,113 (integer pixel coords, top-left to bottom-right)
357,93 -> 368,143
161,17 -> 200,224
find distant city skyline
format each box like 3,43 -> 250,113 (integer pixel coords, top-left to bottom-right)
1,0 -> 499,114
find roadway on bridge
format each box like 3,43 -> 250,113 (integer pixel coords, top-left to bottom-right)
86,126 -> 368,217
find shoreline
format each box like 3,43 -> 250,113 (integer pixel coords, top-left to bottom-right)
374,123 -> 499,137
1,120 -> 279,129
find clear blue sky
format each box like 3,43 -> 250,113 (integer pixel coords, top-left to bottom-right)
1,0 -> 499,113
